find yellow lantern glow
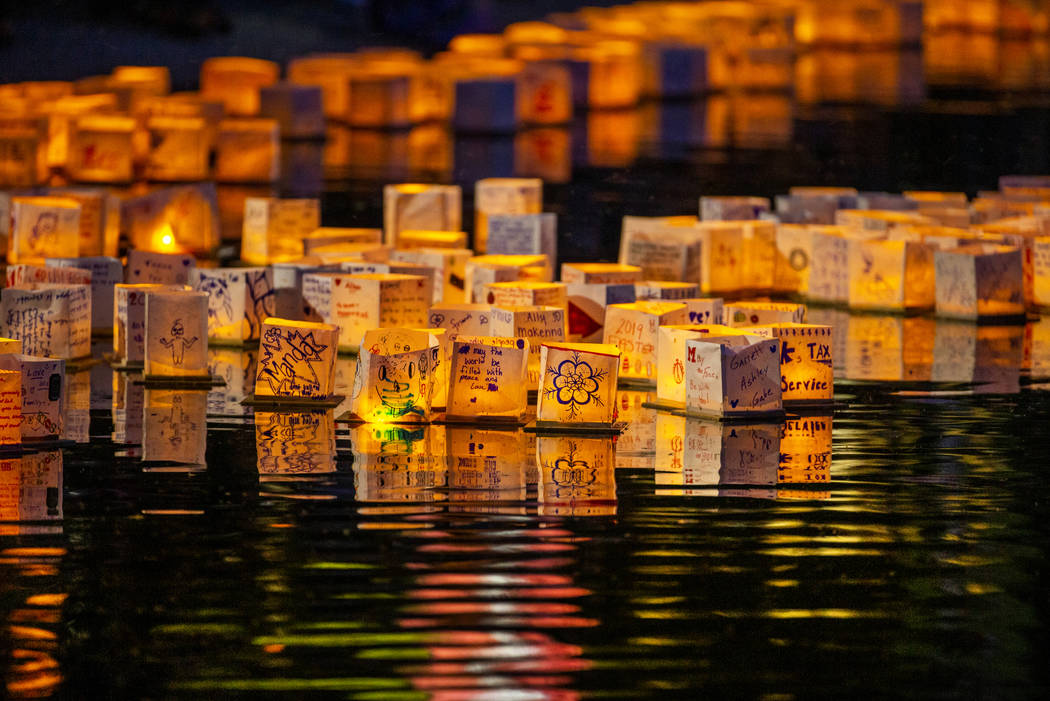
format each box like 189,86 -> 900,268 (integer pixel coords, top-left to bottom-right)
696,219 -> 777,295
561,262 -> 641,285
0,369 -> 21,447
214,118 -> 280,183
241,196 -> 320,265
464,254 -> 552,302
396,230 -> 469,250
0,354 -> 64,440
848,238 -> 935,311
483,280 -> 567,308
445,335 -> 529,423
536,435 -> 616,516
8,196 -> 81,264
603,300 -> 687,383
144,116 -> 209,181
200,56 -> 279,116
390,247 -> 472,304
655,323 -> 749,408
190,268 -> 275,345
1,284 -> 91,359
287,55 -> 356,120
143,290 -> 209,379
120,183 -> 221,255
779,415 -> 833,486
745,323 -> 834,404
934,244 -> 1024,319
255,317 -> 339,401
723,301 -> 807,327
486,212 -> 558,259
474,178 -> 543,253
384,184 -> 462,248
490,305 -> 566,385
685,334 -> 782,417
348,328 -> 441,423
67,114 -> 136,183
536,342 -> 620,425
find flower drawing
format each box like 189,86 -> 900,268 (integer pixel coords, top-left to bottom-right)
544,351 -> 607,419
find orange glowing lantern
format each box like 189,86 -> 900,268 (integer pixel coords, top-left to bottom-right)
490,305 -> 567,385
241,196 -> 320,265
445,335 -> 530,423
685,335 -> 782,417
696,219 -> 777,295
0,355 -> 63,440
724,301 -> 807,327
0,370 -> 21,447
603,300 -> 687,383
67,114 -> 136,183
536,342 -> 620,425
384,184 -> 462,248
396,230 -> 469,250
254,317 -> 339,402
779,415 -> 833,486
933,244 -> 1025,320
214,118 -> 280,183
474,178 -> 542,253
8,196 -> 81,264
561,262 -> 641,285
190,267 -> 275,344
287,55 -> 356,120
143,290 -> 209,379
348,328 -> 440,423
464,254 -> 552,303
390,247 -> 472,304
847,238 -> 935,312
200,57 -> 279,116
655,323 -> 748,409
120,183 -> 220,255
746,323 -> 834,405
144,116 -> 209,181
0,126 -> 48,187
483,280 -> 566,309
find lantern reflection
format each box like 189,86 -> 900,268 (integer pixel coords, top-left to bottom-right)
446,427 -> 528,505
255,410 -> 336,478
141,389 -> 208,470
536,436 -> 616,516
350,424 -> 448,503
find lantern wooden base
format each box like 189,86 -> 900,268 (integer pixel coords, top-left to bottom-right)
524,420 -> 626,436
242,394 -> 345,409
138,374 -> 226,389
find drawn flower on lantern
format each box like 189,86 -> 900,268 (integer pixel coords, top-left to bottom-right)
543,351 -> 607,419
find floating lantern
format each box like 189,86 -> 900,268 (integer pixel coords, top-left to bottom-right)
6,263 -> 91,288
486,213 -> 557,259
655,324 -> 747,409
0,126 -> 48,187
396,229 -> 469,250
603,301 -> 687,383
125,249 -> 196,285
565,281 -> 636,342
1,285 -> 91,359
214,118 -> 280,183
254,318 -> 339,402
724,301 -> 807,327
144,116 -> 209,181
684,335 -> 782,417
635,281 -> 700,301
933,244 -> 1025,320
746,324 -> 834,405
141,388 -> 207,466
464,254 -> 552,303
287,55 -> 356,120
113,284 -> 182,367
678,297 -> 725,326
0,355 -> 64,440
536,435 -> 616,516
699,196 -> 771,221
483,280 -> 566,308
200,57 -> 279,116
67,114 -> 136,183
384,184 -> 462,248
258,83 -> 325,139
255,409 -> 336,477
301,272 -> 433,352
390,248 -> 472,304
44,187 -> 116,258
536,342 -> 620,425
120,183 -> 220,255
836,208 -> 934,233
517,57 -> 573,126
474,178 -> 542,253
490,305 -> 567,385
847,239 -> 935,312
44,256 -> 124,334
427,303 -> 493,337
8,196 -> 81,264
270,259 -> 337,320
348,328 -> 440,423
241,196 -> 321,265
697,220 -> 777,295
143,290 -> 209,380
445,336 -> 529,424
619,214 -> 700,281
190,267 -> 276,344
778,416 -> 833,486
0,370 -> 20,447
561,262 -> 642,285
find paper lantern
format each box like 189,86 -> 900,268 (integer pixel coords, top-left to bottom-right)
516,57 -> 573,126
396,230 -> 469,250
200,57 -> 279,116
835,208 -> 933,233
301,272 -> 433,352
258,83 -> 325,139
125,249 -> 196,285
141,388 -> 207,466
746,323 -> 833,404
699,196 -> 771,221
144,116 -> 209,181
190,267 -> 276,344
46,256 -> 123,334
143,290 -> 209,379
0,285 -> 91,359
255,409 -> 336,477
0,370 -> 21,447
535,342 -> 620,425
483,280 -> 567,309
490,305 -> 566,385
120,183 -> 220,255
67,114 -> 136,182
618,215 -> 701,281
696,220 -> 777,295
348,328 -> 441,423
603,301 -> 687,383
384,184 -> 462,248
561,263 -> 641,286
675,297 -> 723,326
655,324 -> 748,408
6,263 -> 91,288
565,281 -> 636,342
933,244 -> 1024,320
0,354 -> 64,440
486,213 -> 557,261
779,416 -> 833,485
241,197 -> 321,265
845,314 -> 935,381
464,254 -> 551,302
8,196 -> 81,264
254,317 -> 338,401
445,336 -> 529,423
214,118 -> 280,183
427,304 -> 493,337
723,301 -> 807,327
114,284 -> 176,367
0,127 -> 48,187
287,55 -> 356,120
270,260 -> 338,320
412,327 -> 450,409
536,435 -> 616,516
390,248 -> 472,304
474,178 -> 542,253
43,187 -> 117,258
635,281 -> 699,301
684,335 -> 782,417
847,238 -> 935,311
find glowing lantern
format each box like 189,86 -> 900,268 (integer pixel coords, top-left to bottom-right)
396,229 -> 468,250
565,280 -> 635,342
1,285 -> 91,359
384,184 -> 462,248
427,303 -> 493,337
258,83 -> 325,139
679,297 -> 724,326
779,416 -> 833,485
490,305 -> 567,385
619,215 -> 701,281
536,342 -> 620,425
301,272 -> 433,352
447,427 -> 528,501
483,280 -> 567,309
113,284 -> 181,367
0,370 -> 20,447
390,247 -> 472,304
845,314 -> 935,381
445,336 -> 529,423
271,259 -> 338,320
474,178 -> 542,253
699,196 -> 771,221
125,249 -> 196,285
144,116 -> 209,181
603,301 -> 687,383
724,301 -> 807,327
561,262 -> 641,285
655,324 -> 748,408
685,335 -> 782,417
190,267 -> 276,344
933,244 -> 1024,320
486,213 -> 557,259
214,118 -> 280,183
143,290 -> 209,379
142,389 -> 207,466
746,324 -> 834,404
255,409 -> 336,477
8,196 -> 81,264
67,114 -> 136,182
536,435 -> 616,516
254,317 -> 338,401
120,183 -> 220,255
847,239 -> 935,311
0,127 -> 48,187
200,57 -> 279,116
516,56 -> 573,126
241,197 -> 320,265
45,257 -> 121,334
697,220 -> 777,294
635,281 -> 699,301
348,328 -> 440,423
0,355 -> 64,440
287,55 -> 356,120
464,254 -> 551,303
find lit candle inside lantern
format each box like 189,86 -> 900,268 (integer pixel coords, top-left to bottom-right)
348,328 -> 441,423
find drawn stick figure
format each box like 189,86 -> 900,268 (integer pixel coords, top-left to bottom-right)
159,318 -> 198,366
